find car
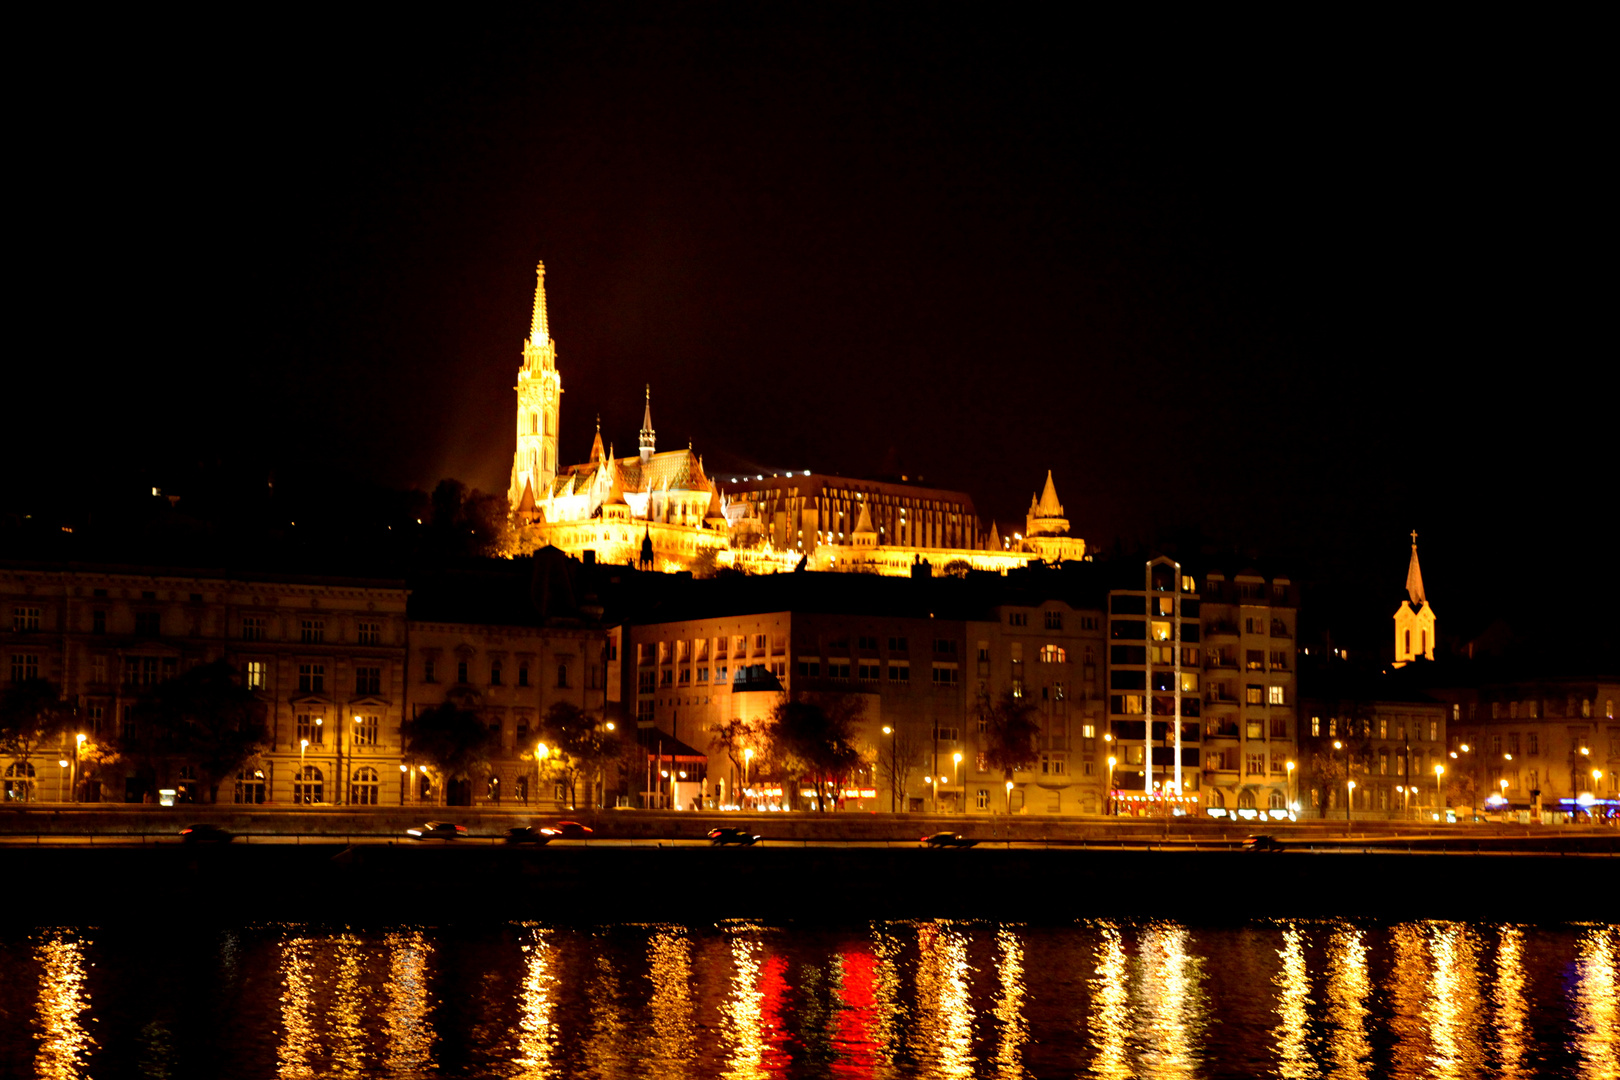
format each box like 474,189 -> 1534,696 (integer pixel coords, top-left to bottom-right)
708,827 -> 761,846
505,826 -> 552,845
1242,834 -> 1283,853
179,823 -> 233,844
406,821 -> 467,841
542,821 -> 594,839
920,832 -> 978,848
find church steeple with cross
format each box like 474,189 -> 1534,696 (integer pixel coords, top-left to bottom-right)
1393,530 -> 1436,667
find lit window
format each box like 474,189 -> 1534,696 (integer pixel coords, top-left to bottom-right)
1039,645 -> 1067,664
1268,686 -> 1285,706
350,767 -> 380,805
245,661 -> 266,690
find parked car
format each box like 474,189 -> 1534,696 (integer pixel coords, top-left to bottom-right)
542,821 -> 594,839
920,832 -> 978,848
179,824 -> 233,844
1242,834 -> 1283,853
708,827 -> 761,846
505,826 -> 552,845
406,821 -> 467,841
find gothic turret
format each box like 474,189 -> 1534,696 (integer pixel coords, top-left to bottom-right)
1393,531 -> 1436,667
509,260 -> 563,514
639,385 -> 656,463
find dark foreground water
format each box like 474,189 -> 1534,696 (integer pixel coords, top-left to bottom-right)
1,919 -> 1615,1080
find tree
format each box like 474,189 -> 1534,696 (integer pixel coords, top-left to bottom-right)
75,736 -> 120,802
766,693 -> 866,812
941,559 -> 973,579
0,679 -> 68,801
400,687 -> 495,804
978,688 -> 1040,783
120,662 -> 269,803
710,717 -> 768,803
1305,750 -> 1345,815
538,701 -> 621,810
875,726 -> 926,812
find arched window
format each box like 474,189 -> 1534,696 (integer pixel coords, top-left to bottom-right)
1238,789 -> 1257,810
530,449 -> 538,475
531,412 -> 539,435
294,765 -> 324,805
235,768 -> 266,805
1268,790 -> 1286,809
4,762 -> 37,802
1039,645 -> 1066,664
350,767 -> 379,806
1208,788 -> 1225,808
487,775 -> 501,803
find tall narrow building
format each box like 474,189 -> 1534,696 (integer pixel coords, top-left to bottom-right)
1392,532 -> 1436,666
509,262 -> 562,513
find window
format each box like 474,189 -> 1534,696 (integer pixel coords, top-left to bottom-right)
1081,616 -> 1099,631
636,700 -> 654,724
518,663 -> 530,688
297,713 -> 324,744
358,621 -> 381,645
827,662 -> 851,679
976,788 -> 989,809
888,663 -> 909,682
1045,611 -> 1063,631
678,667 -> 691,685
858,635 -> 878,650
697,667 -> 709,683
1270,716 -> 1288,739
356,666 -> 381,695
1380,752 -> 1389,775
557,663 -> 570,688
771,635 -> 786,655
715,665 -> 729,683
770,660 -> 787,679
1246,753 -> 1265,776
135,611 -> 161,636
934,639 -> 957,655
1246,685 -> 1264,705
1039,645 -> 1066,664
350,767 -> 380,805
1379,719 -> 1388,739
300,619 -> 325,644
423,659 -> 437,684
11,654 -> 41,682
457,660 -> 470,684
1268,686 -> 1285,706
753,634 -> 767,652
293,765 -> 324,805
490,660 -> 503,686
1528,732 -> 1539,756
887,636 -> 908,651
241,616 -> 266,641
353,714 -> 379,746
91,609 -> 106,634
1311,716 -> 1320,737
1508,732 -> 1520,755
1246,650 -> 1265,671
297,664 -> 325,693
12,606 -> 41,632
931,665 -> 958,685
1428,721 -> 1437,742
1246,720 -> 1264,740
938,726 -> 960,742
858,663 -> 881,681
87,704 -> 104,736
1008,612 -> 1028,627
245,661 -> 266,690
234,768 -> 266,805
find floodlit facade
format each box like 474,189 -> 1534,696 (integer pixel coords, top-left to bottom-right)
1393,533 -> 1436,666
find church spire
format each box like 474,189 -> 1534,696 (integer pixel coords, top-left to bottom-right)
639,385 -> 656,463
529,261 -> 550,347
1405,530 -> 1426,606
589,414 -> 605,463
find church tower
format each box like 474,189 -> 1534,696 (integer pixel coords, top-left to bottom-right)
638,385 -> 656,463
1392,531 -> 1436,666
509,262 -> 563,512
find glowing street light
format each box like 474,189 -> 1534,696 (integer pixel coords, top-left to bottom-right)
1286,760 -> 1296,812
953,751 -> 963,813
1107,755 -> 1117,816
299,738 -> 309,805
882,726 -> 896,812
1434,763 -> 1445,819
57,759 -> 69,802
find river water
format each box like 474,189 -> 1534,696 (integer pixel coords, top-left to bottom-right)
2,919 -> 1615,1079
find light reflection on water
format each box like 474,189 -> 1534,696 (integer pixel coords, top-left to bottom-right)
7,918 -> 1618,1079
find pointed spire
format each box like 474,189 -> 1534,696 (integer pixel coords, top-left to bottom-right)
529,261 -> 550,346
589,413 -> 605,463
988,520 -> 1002,550
1405,530 -> 1426,606
639,385 -> 656,462
1036,470 -> 1064,517
854,500 -> 876,534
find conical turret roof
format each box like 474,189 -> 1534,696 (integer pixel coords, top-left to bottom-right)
1405,532 -> 1426,606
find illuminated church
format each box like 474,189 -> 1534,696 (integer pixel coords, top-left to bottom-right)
507,262 -> 1086,575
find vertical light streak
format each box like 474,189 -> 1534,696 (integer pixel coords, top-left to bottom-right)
277,935 -> 316,1079
1423,923 -> 1485,1080
1385,923 -> 1432,1080
991,927 -> 1028,1078
1271,925 -> 1318,1080
721,936 -> 766,1080
33,932 -> 95,1080
867,928 -> 903,1075
1325,924 -> 1372,1080
1492,926 -> 1529,1080
647,928 -> 696,1077
1135,921 -> 1207,1079
382,931 -> 435,1074
514,929 -> 557,1079
830,947 -> 882,1079
584,952 -> 632,1079
329,935 -> 366,1079
1574,926 -> 1618,1080
912,922 -> 974,1080
1088,923 -> 1131,1080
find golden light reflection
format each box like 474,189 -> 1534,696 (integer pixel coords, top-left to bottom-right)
329,936 -> 366,1079
515,929 -> 557,1079
33,932 -> 96,1080
991,927 -> 1028,1078
867,929 -> 903,1076
382,931 -> 435,1074
1325,924 -> 1372,1080
647,928 -> 696,1076
1574,926 -> 1619,1080
1271,925 -> 1318,1080
584,952 -> 632,1079
1385,924 -> 1431,1080
721,937 -> 766,1080
912,922 -> 974,1080
1136,921 -> 1207,1079
277,936 -> 316,1079
1423,923 -> 1486,1080
1088,922 -> 1131,1080
1493,927 -> 1529,1080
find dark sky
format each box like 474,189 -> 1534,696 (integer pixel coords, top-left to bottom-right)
19,10 -> 1606,650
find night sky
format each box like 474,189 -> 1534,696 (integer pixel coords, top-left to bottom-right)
19,11 -> 1605,651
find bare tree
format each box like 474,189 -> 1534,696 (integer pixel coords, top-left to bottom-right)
876,727 -> 926,811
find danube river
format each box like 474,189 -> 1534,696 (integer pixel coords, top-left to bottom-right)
3,919 -> 1615,1079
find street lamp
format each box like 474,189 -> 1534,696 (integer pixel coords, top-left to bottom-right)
744,747 -> 754,809
1005,779 -> 1014,839
1334,739 -> 1351,826
1434,763 -> 1445,820
1286,760 -> 1296,813
953,751 -> 963,813
73,733 -> 85,803
399,764 -> 407,806
299,738 -> 309,805
882,725 -> 895,813
1107,755 -> 1117,816
57,759 -> 69,802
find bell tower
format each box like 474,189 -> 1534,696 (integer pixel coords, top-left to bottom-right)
1392,531 -> 1436,666
510,261 -> 562,511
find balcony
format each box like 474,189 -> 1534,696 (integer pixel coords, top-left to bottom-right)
1205,621 -> 1239,637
